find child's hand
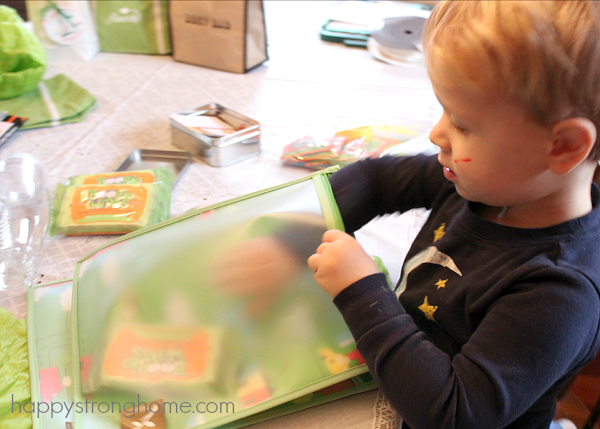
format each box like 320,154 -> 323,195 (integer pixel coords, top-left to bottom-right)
211,236 -> 302,318
308,230 -> 379,298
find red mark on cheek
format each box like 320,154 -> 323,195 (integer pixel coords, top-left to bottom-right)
454,158 -> 472,163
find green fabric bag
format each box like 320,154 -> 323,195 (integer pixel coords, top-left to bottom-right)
94,0 -> 171,54
0,6 -> 46,100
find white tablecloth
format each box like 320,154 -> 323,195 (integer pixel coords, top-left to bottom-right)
0,2 -> 440,427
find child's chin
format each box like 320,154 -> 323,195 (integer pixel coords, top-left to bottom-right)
454,185 -> 479,203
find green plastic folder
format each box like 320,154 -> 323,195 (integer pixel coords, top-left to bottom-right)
25,167 -> 378,429
27,279 -> 76,429
26,279 -> 376,429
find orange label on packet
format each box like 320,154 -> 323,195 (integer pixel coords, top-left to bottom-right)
104,328 -> 211,382
82,172 -> 155,185
70,186 -> 147,223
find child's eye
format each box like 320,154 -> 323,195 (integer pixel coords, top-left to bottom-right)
450,122 -> 467,134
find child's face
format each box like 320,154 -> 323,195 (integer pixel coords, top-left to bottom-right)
428,64 -> 555,209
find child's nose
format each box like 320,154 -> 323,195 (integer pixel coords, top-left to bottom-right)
429,117 -> 451,153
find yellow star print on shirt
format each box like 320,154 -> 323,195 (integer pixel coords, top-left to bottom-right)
419,296 -> 438,322
436,279 -> 448,289
433,223 -> 446,242
396,246 -> 462,297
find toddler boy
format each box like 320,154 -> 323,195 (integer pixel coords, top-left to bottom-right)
308,2 -> 600,428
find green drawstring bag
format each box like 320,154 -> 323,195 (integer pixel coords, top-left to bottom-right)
0,5 -> 46,100
94,0 -> 171,55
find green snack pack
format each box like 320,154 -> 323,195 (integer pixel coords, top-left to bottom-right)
90,324 -> 240,400
49,167 -> 174,236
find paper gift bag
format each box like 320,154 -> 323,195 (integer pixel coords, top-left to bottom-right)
25,0 -> 99,62
93,0 -> 171,54
169,0 -> 268,74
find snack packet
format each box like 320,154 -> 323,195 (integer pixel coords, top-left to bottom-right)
97,324 -> 239,398
280,124 -> 422,169
49,167 -> 174,236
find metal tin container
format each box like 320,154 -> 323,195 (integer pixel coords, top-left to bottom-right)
115,149 -> 192,188
170,103 -> 260,167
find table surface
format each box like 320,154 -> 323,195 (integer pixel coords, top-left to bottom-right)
0,2 -> 440,427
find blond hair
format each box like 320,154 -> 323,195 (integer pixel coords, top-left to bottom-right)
423,1 -> 600,160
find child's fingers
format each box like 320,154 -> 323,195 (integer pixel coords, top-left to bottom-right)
310,230 -> 350,267
322,229 -> 348,242
307,253 -> 320,271
309,229 -> 352,273
314,240 -> 331,255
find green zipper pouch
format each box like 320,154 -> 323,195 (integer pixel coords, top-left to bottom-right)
27,279 -> 74,429
66,166 -> 377,429
26,277 -> 375,429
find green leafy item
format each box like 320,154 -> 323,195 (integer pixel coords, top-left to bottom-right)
0,307 -> 32,429
0,6 -> 46,100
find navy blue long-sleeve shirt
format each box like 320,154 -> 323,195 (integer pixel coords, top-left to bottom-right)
330,154 -> 600,429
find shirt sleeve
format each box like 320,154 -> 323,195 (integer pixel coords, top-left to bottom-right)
333,270 -> 600,429
329,154 -> 449,234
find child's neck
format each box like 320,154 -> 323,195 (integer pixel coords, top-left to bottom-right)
476,162 -> 597,228
477,189 -> 593,228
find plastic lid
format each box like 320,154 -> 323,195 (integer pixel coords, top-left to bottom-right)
370,16 -> 427,51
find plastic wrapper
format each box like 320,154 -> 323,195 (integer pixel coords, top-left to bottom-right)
49,167 -> 174,236
280,124 -> 422,169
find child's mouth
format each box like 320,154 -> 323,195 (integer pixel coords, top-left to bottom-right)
444,167 -> 457,180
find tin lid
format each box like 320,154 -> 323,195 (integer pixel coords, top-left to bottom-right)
115,149 -> 192,187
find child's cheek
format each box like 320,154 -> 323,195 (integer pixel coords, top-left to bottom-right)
453,157 -> 473,177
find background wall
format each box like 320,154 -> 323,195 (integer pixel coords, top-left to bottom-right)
0,0 -> 26,20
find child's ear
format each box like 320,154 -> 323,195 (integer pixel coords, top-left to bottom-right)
549,118 -> 597,175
